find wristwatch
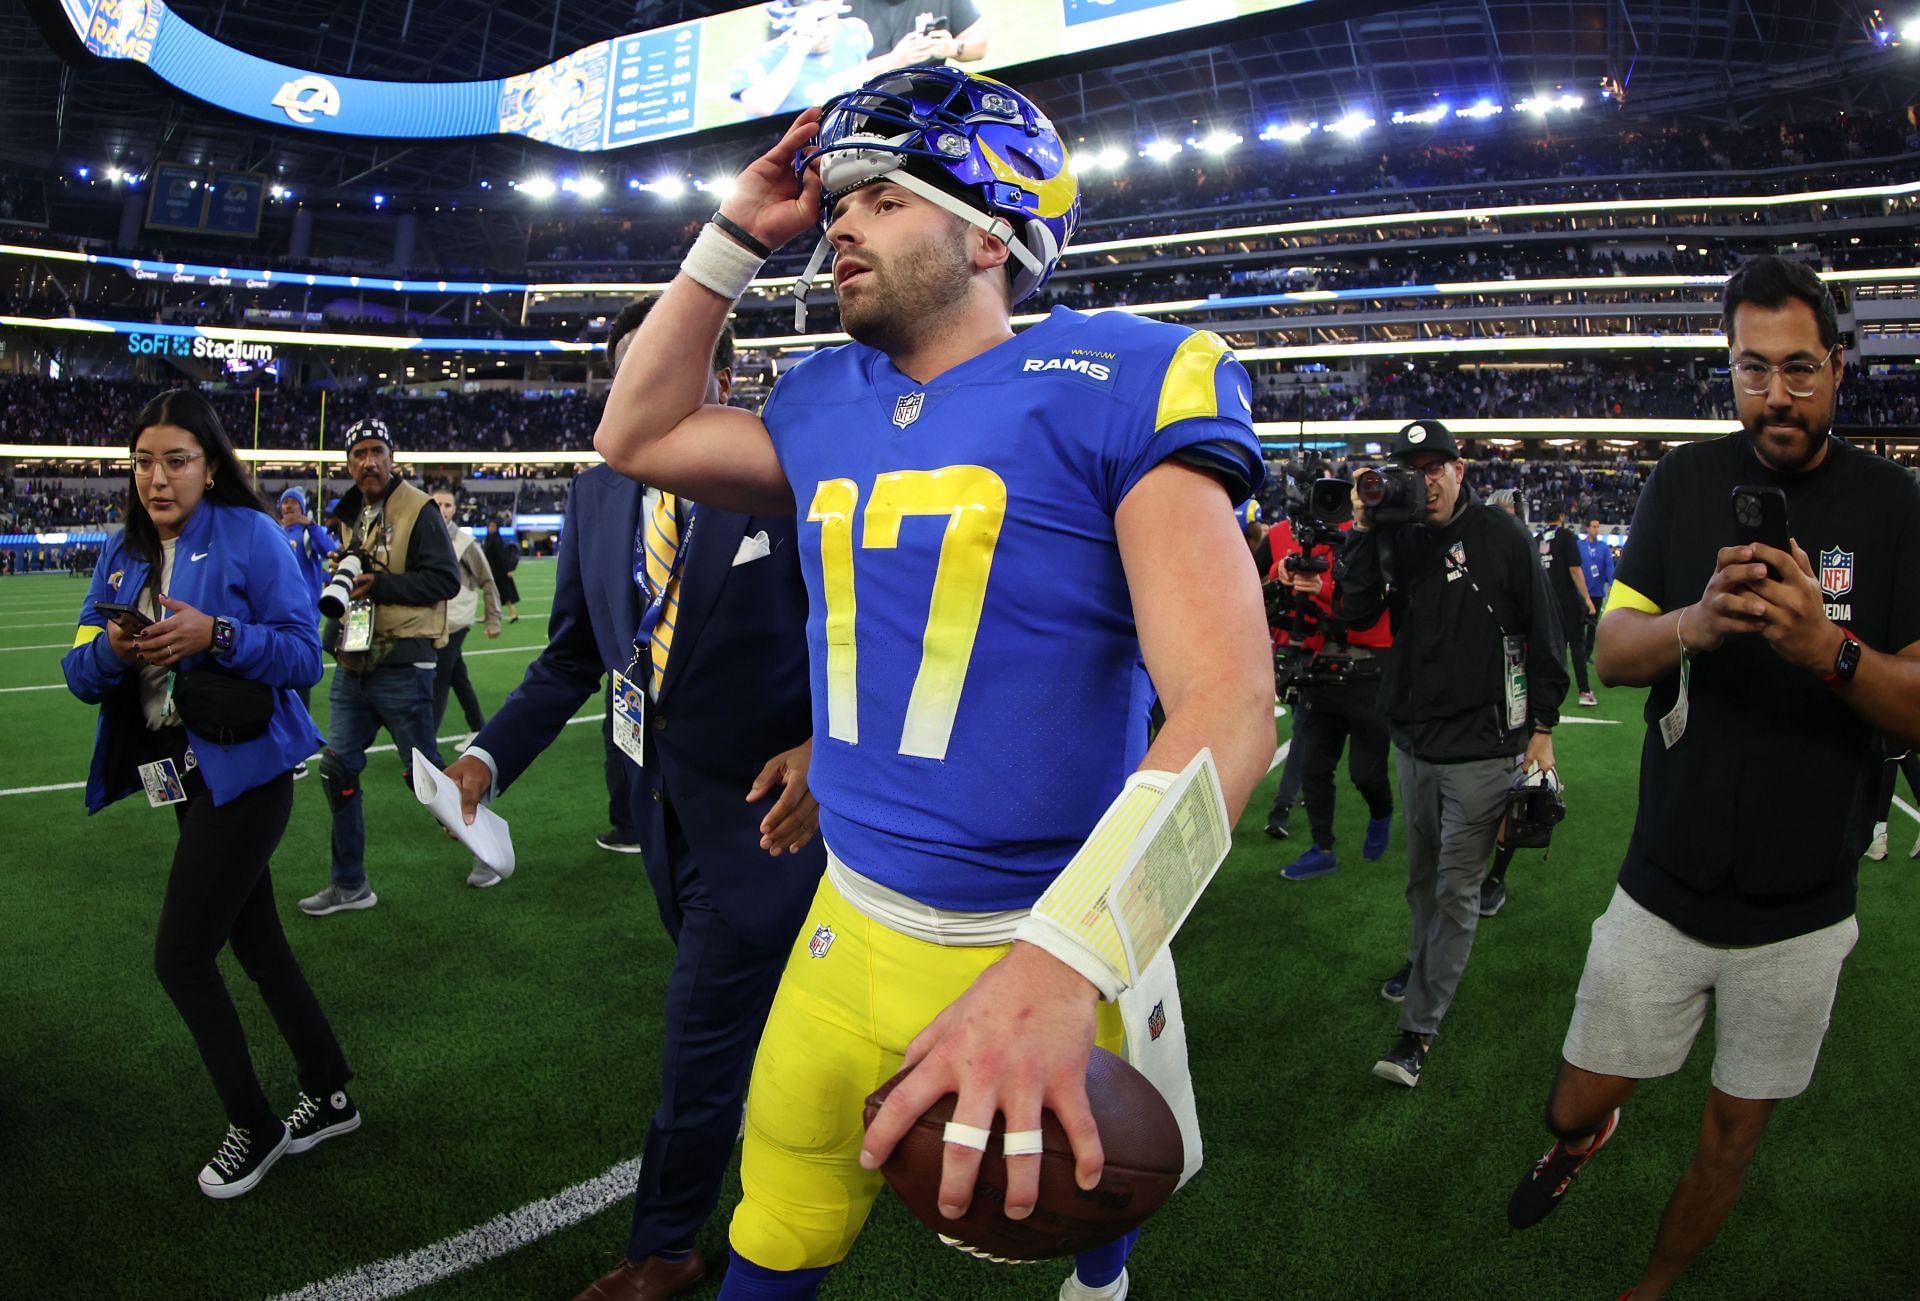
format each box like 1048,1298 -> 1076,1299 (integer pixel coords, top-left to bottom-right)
1820,627 -> 1861,686
209,616 -> 236,661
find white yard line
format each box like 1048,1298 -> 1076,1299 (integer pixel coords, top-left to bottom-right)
264,1156 -> 643,1301
0,714 -> 605,798
0,643 -> 68,652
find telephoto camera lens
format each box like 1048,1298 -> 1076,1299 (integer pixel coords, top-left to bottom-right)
318,552 -> 365,619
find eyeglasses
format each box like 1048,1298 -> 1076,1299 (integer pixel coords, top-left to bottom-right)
130,451 -> 205,479
1732,346 -> 1836,398
1413,460 -> 1454,480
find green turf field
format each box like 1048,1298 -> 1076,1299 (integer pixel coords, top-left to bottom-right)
1,559 -> 1912,1299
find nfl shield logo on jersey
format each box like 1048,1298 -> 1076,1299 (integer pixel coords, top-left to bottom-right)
892,392 -> 924,428
1819,546 -> 1854,599
808,924 -> 836,959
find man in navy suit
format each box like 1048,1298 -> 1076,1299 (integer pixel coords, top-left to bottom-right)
444,303 -> 823,1301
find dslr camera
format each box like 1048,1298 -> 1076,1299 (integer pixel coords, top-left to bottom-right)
318,550 -> 374,619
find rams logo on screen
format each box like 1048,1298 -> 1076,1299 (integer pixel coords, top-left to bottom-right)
1021,355 -> 1115,383
273,76 -> 342,125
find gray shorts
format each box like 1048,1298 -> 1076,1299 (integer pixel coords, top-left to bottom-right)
1562,886 -> 1858,1100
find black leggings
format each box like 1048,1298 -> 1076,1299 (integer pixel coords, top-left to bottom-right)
154,763 -> 350,1132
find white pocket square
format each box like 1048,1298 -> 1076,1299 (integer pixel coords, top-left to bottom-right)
732,530 -> 772,567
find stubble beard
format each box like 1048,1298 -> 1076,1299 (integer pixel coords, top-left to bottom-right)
837,225 -> 976,358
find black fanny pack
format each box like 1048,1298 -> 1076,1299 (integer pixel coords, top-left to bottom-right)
173,666 -> 277,745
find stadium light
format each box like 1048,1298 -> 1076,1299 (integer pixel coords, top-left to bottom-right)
1904,16 -> 1920,40
1457,99 -> 1503,120
1261,122 -> 1315,144
372,193 -> 386,208
646,177 -> 688,199
1141,140 -> 1183,162
1076,147 -> 1128,173
1325,112 -> 1376,138
1196,131 -> 1243,155
518,177 -> 557,200
575,177 -> 606,199
696,176 -> 738,198
76,167 -> 89,179
1391,104 -> 1450,126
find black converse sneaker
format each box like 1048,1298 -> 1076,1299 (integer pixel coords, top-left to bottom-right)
197,1121 -> 290,1199
285,1089 -> 362,1155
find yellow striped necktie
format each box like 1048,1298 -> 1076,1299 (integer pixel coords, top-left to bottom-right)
643,491 -> 682,685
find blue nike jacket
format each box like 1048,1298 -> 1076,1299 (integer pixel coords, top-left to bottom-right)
63,501 -> 324,813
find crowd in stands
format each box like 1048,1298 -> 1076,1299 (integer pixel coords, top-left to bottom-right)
0,378 -> 603,454
0,478 -> 125,531
525,111 -> 1918,268
1252,362 -> 1724,423
4,363 -> 1915,462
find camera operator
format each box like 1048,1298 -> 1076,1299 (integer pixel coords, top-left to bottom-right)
1272,477 -> 1394,882
1337,419 -> 1569,1088
1257,500 -> 1309,840
298,419 -> 461,918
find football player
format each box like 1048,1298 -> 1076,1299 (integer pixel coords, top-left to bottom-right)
596,69 -> 1274,1300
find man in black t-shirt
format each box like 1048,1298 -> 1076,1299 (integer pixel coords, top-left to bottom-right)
843,0 -> 988,76
1506,257 -> 1920,1300
1537,504 -> 1598,706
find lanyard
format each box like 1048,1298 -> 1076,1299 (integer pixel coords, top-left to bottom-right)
630,504 -> 698,654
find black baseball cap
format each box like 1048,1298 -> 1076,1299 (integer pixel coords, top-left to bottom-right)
344,418 -> 395,453
1392,418 -> 1460,461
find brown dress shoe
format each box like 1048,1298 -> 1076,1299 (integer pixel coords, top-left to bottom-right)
572,1250 -> 707,1301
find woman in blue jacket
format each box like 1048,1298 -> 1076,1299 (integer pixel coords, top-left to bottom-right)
63,389 -> 359,1200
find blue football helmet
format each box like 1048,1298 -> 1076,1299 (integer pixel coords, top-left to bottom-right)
787,66 -> 1079,327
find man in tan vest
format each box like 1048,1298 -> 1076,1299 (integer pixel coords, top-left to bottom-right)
300,418 -> 461,917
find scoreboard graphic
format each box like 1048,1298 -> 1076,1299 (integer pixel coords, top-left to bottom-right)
59,0 -> 1315,153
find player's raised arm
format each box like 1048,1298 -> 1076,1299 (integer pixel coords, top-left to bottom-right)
593,109 -> 824,515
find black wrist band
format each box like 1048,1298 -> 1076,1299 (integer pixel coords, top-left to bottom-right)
709,214 -> 771,259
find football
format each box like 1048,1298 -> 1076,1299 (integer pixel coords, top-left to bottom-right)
861,1047 -> 1184,1262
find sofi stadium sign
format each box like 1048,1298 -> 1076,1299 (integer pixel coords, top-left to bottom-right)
59,0 -> 1319,152
127,333 -> 275,363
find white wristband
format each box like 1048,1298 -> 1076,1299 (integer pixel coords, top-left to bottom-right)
681,222 -> 765,301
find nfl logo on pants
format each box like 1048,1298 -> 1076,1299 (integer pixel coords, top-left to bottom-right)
808,924 -> 835,959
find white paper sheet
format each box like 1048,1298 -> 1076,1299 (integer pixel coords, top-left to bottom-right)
411,748 -> 515,874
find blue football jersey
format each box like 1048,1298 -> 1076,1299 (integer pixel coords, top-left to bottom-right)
763,305 -> 1263,911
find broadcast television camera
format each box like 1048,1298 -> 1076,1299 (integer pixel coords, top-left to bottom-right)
1355,464 -> 1427,528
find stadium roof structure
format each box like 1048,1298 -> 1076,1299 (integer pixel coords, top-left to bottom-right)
1,0 -> 1913,276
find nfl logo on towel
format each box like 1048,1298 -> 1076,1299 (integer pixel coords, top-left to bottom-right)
892,392 -> 924,428
808,924 -> 835,959
1819,546 -> 1853,599
1147,1001 -> 1167,1042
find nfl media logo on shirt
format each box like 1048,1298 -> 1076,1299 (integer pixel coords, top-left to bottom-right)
1819,546 -> 1854,621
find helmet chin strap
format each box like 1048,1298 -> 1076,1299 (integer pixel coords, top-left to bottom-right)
788,162 -> 1041,331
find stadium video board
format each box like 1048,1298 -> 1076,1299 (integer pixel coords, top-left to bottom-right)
59,0 -> 1315,152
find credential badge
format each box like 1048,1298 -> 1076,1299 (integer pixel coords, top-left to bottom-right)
1819,546 -> 1854,599
892,392 -> 924,428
